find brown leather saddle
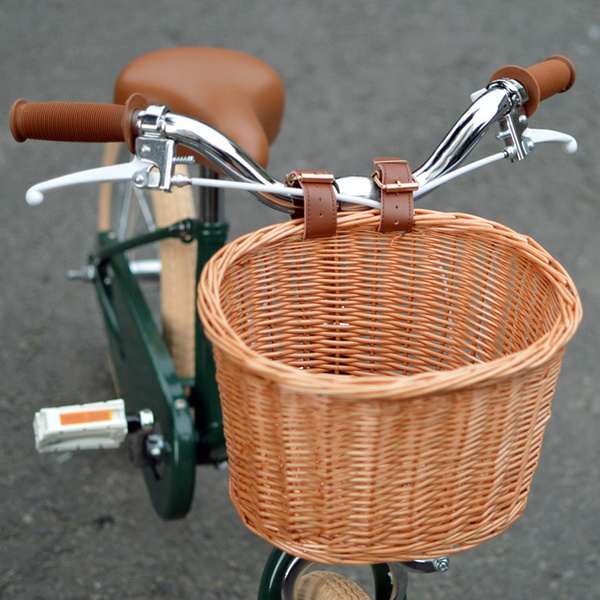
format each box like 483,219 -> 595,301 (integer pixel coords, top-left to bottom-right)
114,47 -> 285,167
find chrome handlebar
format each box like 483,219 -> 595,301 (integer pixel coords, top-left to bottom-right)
137,77 -> 532,212
24,77 -> 576,207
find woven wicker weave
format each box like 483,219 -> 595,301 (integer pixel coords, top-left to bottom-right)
197,209 -> 581,564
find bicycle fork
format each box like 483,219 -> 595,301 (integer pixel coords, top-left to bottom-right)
259,548 -> 450,600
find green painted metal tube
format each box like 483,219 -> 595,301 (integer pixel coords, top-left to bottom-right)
192,221 -> 229,462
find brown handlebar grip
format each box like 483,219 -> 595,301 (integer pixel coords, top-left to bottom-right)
10,93 -> 147,153
489,55 -> 576,117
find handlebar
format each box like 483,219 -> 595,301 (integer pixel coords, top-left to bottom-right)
10,56 -> 577,211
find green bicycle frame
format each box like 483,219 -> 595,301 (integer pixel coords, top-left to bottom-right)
94,218 -> 228,519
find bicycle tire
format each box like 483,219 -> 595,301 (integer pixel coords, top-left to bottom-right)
98,142 -> 197,379
294,572 -> 371,600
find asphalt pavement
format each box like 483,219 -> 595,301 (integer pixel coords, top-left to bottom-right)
1,1 -> 599,598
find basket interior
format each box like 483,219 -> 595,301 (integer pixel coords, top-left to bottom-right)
218,224 -> 563,377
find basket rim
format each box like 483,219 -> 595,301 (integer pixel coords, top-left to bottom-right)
198,209 -> 582,400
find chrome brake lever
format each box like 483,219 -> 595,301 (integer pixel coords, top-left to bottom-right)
523,127 -> 578,154
472,85 -> 578,160
25,157 -> 154,206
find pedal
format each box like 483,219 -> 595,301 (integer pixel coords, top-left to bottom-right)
33,399 -> 128,452
67,264 -> 95,281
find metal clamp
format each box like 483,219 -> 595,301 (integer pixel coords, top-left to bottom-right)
137,104 -> 171,136
496,108 -> 531,162
135,136 -> 176,191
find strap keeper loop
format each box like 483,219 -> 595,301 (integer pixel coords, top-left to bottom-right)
285,169 -> 338,239
285,171 -> 336,186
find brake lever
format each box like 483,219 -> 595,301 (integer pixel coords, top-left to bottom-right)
25,157 -> 154,205
523,127 -> 578,154
471,84 -> 578,161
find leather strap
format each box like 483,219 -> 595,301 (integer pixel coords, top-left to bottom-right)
372,158 -> 417,232
286,170 -> 337,239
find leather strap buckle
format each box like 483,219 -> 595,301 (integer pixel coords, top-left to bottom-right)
372,158 -> 417,233
372,173 -> 419,194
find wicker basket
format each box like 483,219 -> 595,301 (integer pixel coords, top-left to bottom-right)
197,209 -> 581,564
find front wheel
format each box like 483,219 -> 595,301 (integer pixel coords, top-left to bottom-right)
258,551 -> 407,600
294,572 -> 371,600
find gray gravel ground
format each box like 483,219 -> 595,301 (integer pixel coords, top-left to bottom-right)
1,1 -> 599,598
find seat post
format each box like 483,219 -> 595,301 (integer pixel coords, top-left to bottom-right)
198,165 -> 223,223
